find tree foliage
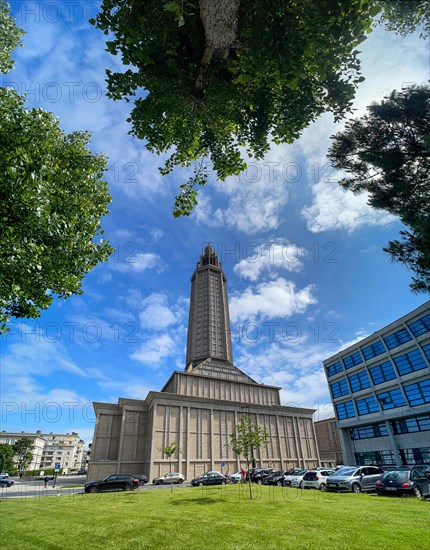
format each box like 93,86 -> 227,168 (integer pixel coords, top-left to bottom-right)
328,85 -> 430,293
0,1 -> 24,74
12,437 -> 34,470
0,443 -> 15,473
230,415 -> 269,499
376,0 -> 430,37
0,3 -> 113,333
91,0 -> 428,216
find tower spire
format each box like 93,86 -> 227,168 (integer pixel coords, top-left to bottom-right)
186,245 -> 233,368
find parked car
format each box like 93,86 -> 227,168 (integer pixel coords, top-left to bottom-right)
228,471 -> 243,483
191,471 -> 228,486
131,474 -> 148,485
302,470 -> 335,491
0,478 -> 14,488
326,465 -> 384,493
252,468 -> 274,484
84,475 -> 139,493
152,472 -> 185,485
375,468 -> 430,498
262,471 -> 288,486
284,469 -> 307,486
0,472 -> 10,478
290,471 -> 308,488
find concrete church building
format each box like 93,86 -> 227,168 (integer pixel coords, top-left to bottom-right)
88,246 -> 319,481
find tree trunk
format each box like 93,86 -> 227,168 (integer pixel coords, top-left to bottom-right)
193,0 -> 241,99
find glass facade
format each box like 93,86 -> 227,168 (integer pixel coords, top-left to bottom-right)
327,360 -> 343,378
383,328 -> 412,350
331,379 -> 349,398
336,401 -> 356,420
361,340 -> 385,360
421,342 -> 430,361
325,305 -> 430,469
343,351 -> 363,369
377,388 -> 406,410
393,348 -> 427,376
350,422 -> 388,440
348,370 -> 371,392
369,360 -> 397,385
404,379 -> 430,406
392,414 -> 430,434
355,450 -> 396,466
356,396 -> 379,415
407,313 -> 430,337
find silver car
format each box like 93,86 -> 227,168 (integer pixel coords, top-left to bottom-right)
326,465 -> 384,493
152,472 -> 185,484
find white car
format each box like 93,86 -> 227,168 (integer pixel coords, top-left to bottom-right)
302,470 -> 335,491
284,469 -> 307,486
0,473 -> 9,478
228,471 -> 243,483
152,472 -> 185,484
290,472 -> 307,488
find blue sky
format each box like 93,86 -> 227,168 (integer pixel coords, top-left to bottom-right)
1,1 -> 429,444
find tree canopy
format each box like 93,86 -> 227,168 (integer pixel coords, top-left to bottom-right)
0,1 -> 113,333
328,85 -> 430,293
12,437 -> 34,471
91,0 -> 429,216
0,0 -> 23,74
230,415 -> 269,499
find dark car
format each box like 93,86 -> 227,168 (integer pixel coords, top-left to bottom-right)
375,468 -> 430,498
251,468 -> 274,484
84,474 -> 139,493
191,471 -> 228,486
262,471 -> 287,486
131,474 -> 148,485
326,465 -> 384,493
0,478 -> 14,488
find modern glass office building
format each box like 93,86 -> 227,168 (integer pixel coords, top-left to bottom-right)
323,302 -> 430,467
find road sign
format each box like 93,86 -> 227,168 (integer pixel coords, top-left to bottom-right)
54,463 -> 61,472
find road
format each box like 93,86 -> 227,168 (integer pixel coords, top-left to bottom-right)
0,475 -> 192,499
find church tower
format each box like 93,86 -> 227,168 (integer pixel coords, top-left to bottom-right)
186,244 -> 233,368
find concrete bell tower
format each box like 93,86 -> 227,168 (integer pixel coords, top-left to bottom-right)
185,244 -> 233,368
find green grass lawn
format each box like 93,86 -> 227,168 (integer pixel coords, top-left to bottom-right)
1,485 -> 429,550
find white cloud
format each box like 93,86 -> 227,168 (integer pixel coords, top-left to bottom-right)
233,240 -> 305,281
130,334 -> 177,365
229,278 -> 317,322
110,252 -> 161,273
139,293 -> 178,330
302,179 -> 396,233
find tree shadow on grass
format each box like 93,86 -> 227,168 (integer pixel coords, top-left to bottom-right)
170,497 -> 221,506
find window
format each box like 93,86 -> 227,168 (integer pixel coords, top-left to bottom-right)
377,388 -> 406,410
404,379 -> 430,406
383,328 -> 412,350
327,361 -> 343,377
407,313 -> 430,337
421,343 -> 430,361
361,340 -> 385,360
336,401 -> 356,420
348,370 -> 371,392
392,414 -> 430,434
356,396 -> 379,415
342,351 -> 363,370
350,422 -> 388,440
330,379 -> 349,398
355,450 -> 396,466
393,349 -> 427,376
369,360 -> 397,385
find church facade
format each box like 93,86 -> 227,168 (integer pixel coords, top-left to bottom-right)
88,246 -> 320,480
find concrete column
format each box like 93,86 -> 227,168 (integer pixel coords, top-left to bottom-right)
385,420 -> 401,466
